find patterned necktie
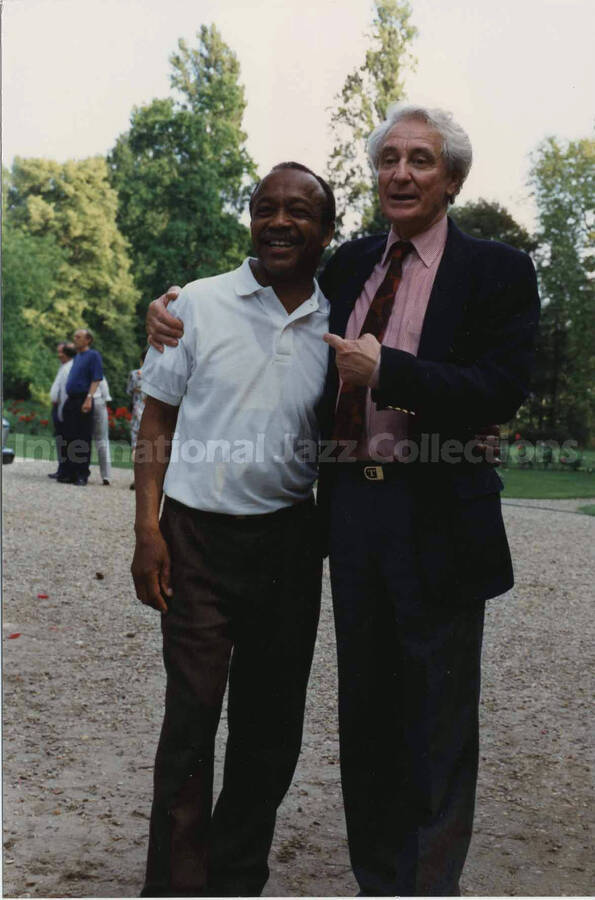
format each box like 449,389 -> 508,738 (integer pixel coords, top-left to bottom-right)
332,240 -> 413,444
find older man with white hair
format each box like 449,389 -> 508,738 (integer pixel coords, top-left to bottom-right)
318,102 -> 540,896
147,103 -> 540,896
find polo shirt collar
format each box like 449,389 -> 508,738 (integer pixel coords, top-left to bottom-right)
234,258 -> 263,297
382,214 -> 448,269
234,257 -> 326,312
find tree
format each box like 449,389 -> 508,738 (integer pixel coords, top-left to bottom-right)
326,0 -> 417,239
2,221 -> 67,400
525,136 -> 594,443
108,25 -> 256,335
5,156 -> 140,402
450,198 -> 537,254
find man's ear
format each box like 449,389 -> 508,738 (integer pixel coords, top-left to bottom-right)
322,223 -> 335,249
447,177 -> 462,205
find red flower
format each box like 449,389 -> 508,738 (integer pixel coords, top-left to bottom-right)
515,433 -> 521,441
115,406 -> 129,419
40,419 -> 49,426
18,414 -> 27,421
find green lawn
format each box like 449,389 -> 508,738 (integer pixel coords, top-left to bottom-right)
578,504 -> 595,516
5,432 -> 133,469
499,467 -> 595,499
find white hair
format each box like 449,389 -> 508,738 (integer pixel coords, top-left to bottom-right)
367,101 -> 473,200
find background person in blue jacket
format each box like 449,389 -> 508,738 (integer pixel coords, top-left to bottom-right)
60,328 -> 103,486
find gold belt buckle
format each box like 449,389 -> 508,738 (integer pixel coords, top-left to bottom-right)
363,465 -> 384,481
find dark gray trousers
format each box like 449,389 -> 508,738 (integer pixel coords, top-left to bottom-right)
142,496 -> 322,897
329,468 -> 485,896
61,393 -> 93,481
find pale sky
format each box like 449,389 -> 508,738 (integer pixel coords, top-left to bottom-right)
2,0 -> 594,229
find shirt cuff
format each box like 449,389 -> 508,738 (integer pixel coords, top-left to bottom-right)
142,381 -> 183,407
368,355 -> 381,388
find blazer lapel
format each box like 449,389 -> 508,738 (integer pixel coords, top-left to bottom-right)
329,237 -> 387,337
417,218 -> 471,361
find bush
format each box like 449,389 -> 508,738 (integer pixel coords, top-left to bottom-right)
4,399 -> 52,436
4,396 -> 132,443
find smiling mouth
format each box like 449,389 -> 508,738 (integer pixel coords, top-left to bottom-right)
265,238 -> 297,248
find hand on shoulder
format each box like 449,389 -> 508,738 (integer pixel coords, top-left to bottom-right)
147,285 -> 184,352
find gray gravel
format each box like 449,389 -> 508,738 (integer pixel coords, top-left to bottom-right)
502,497 -> 593,513
2,458 -> 594,897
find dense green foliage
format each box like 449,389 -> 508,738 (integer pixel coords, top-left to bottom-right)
4,157 -> 139,403
2,221 -> 67,399
523,136 -> 594,444
326,0 -> 417,238
451,170 -> 594,447
450,199 -> 537,254
108,25 -> 255,337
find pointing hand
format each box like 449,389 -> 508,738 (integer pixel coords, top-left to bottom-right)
323,332 -> 381,386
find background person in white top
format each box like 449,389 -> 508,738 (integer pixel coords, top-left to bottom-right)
48,342 -> 75,479
131,162 -> 335,898
91,377 -> 112,485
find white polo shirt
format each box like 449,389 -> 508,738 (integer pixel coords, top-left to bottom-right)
142,259 -> 330,515
49,359 -> 74,421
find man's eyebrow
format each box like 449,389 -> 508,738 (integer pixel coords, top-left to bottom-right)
253,194 -> 316,205
381,143 -> 436,155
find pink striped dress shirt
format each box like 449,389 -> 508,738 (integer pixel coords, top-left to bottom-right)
343,215 -> 448,461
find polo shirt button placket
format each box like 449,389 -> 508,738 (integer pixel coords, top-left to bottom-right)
274,326 -> 293,363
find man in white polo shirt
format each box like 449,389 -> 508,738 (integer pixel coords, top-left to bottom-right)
131,162 -> 335,898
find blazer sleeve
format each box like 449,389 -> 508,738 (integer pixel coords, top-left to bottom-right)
372,248 -> 540,427
318,241 -> 351,300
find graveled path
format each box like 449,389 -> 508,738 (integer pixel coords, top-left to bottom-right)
2,459 -> 594,897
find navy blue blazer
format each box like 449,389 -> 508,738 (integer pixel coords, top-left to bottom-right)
316,218 -> 540,603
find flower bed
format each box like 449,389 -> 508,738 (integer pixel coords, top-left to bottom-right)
108,406 -> 132,442
4,398 -> 132,443
4,400 -> 51,436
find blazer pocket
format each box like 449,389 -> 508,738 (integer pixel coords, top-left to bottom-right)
449,470 -> 511,600
450,464 -> 504,500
